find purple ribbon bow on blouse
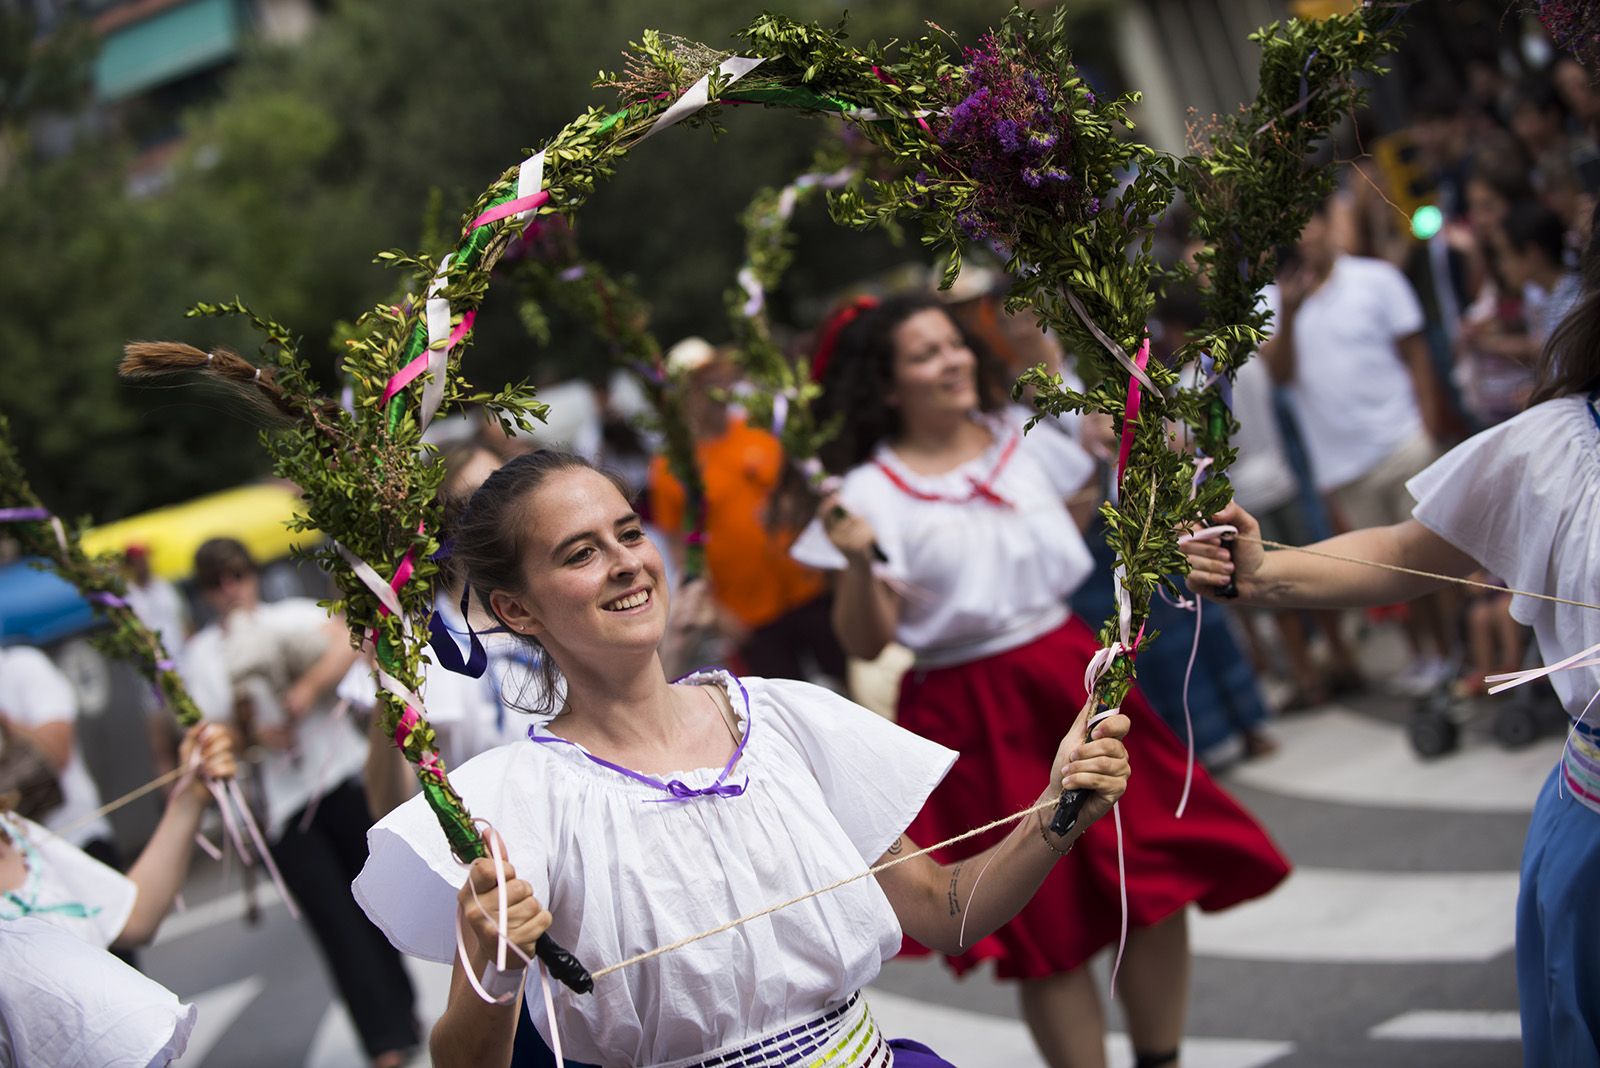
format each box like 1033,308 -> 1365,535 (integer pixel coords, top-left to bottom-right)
527,672 -> 753,805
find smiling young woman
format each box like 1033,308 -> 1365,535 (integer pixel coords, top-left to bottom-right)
352,450 -> 1133,1068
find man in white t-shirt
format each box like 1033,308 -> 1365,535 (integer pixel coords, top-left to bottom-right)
0,645 -> 112,854
1262,199 -> 1456,694
120,546 -> 188,659
178,538 -> 419,1066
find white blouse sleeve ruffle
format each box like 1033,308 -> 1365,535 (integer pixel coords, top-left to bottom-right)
353,744 -> 548,964
0,917 -> 196,1068
788,464 -> 909,581
754,677 -> 955,863
1408,396 -> 1595,626
1408,395 -> 1600,714
1006,406 -> 1096,500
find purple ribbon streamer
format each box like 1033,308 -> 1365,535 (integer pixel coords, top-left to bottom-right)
90,591 -> 129,610
427,586 -> 488,679
0,508 -> 51,522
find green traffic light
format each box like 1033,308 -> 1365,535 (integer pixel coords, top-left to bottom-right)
1411,204 -> 1443,240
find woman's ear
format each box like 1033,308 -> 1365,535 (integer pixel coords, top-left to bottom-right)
489,588 -> 541,639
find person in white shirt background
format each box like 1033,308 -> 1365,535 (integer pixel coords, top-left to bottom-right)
178,537 -> 420,1068
1262,196 -> 1458,697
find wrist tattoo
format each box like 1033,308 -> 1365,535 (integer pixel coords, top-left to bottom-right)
886,836 -> 904,856
946,862 -> 964,916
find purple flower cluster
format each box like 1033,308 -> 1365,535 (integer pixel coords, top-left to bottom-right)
936,34 -> 1098,242
1538,1 -> 1600,70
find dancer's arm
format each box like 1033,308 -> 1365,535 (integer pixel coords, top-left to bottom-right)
1183,500 -> 1480,608
818,493 -> 900,660
875,706 -> 1129,955
117,724 -> 235,947
432,853 -> 552,1068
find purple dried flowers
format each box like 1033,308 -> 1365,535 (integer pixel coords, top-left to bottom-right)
935,32 -> 1103,243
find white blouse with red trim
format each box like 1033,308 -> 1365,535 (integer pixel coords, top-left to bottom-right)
791,406 -> 1096,665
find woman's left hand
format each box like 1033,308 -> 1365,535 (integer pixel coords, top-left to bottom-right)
176,723 -> 237,804
1051,705 -> 1131,834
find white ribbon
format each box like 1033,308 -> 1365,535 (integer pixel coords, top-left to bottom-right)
420,254 -> 455,433
737,265 -> 764,317
640,56 -> 765,142
515,151 -> 546,224
376,668 -> 427,714
332,539 -> 410,633
1485,638 -> 1600,696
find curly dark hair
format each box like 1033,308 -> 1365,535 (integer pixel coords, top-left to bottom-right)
813,294 -> 1012,475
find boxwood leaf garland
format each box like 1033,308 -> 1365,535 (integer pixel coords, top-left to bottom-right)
0,410 -> 202,727
111,3 -> 1410,993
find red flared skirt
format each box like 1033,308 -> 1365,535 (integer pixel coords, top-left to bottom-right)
897,616 -> 1290,980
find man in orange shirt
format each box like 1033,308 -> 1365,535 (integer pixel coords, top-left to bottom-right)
648,339 -> 845,683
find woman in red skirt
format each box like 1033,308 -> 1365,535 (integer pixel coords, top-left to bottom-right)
791,294 -> 1290,1068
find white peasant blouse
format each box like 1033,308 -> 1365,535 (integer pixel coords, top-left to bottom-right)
352,671 -> 955,1066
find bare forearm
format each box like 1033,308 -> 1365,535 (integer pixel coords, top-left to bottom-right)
1238,521 -> 1477,609
831,559 -> 899,660
1260,317 -> 1297,384
888,792 -> 1073,955
363,713 -> 416,819
118,793 -> 207,947
431,954 -> 521,1068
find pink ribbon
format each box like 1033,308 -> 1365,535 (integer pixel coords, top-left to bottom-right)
1114,338 -> 1151,487
468,190 -> 551,232
379,311 -> 478,408
870,65 -> 935,138
451,822 -> 566,1062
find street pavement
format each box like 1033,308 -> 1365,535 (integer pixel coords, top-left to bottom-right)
143,667 -> 1538,1067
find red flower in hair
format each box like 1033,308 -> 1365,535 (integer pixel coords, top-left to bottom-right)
809,295 -> 881,382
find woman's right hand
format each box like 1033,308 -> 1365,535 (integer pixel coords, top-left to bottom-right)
457,855 -> 553,971
818,492 -> 878,564
1183,500 -> 1265,597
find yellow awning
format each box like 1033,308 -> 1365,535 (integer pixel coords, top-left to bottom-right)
81,482 -> 319,581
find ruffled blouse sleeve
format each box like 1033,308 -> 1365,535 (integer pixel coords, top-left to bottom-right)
788,465 -> 910,582
1407,396 -> 1591,625
352,745 -> 552,963
1009,406 -> 1096,499
751,678 -> 956,864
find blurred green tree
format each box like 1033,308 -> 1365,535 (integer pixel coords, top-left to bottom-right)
0,0 -> 1065,520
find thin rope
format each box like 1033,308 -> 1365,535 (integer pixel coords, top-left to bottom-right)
1244,535 -> 1600,613
55,765 -> 187,837
590,797 -> 1059,982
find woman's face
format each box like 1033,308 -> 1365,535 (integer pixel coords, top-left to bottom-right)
491,468 -> 669,669
1465,179 -> 1509,237
887,308 -> 980,424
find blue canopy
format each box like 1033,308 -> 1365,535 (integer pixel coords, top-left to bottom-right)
0,559 -> 97,646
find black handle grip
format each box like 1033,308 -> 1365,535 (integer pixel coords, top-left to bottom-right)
1048,786 -> 1092,838
536,932 -> 594,994
1217,532 -> 1239,600
829,505 -> 889,565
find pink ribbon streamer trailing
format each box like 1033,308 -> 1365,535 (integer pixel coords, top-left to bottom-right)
451,822 -> 566,1064
1114,338 -> 1151,488
1485,637 -> 1600,802
173,725 -> 300,920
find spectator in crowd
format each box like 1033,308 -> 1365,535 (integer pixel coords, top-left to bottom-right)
648,338 -> 846,685
0,644 -> 116,882
121,545 -> 188,658
1262,197 -> 1457,696
1501,200 -> 1585,348
179,538 -> 419,1068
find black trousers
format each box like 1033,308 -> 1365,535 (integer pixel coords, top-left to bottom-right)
270,778 -> 419,1058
